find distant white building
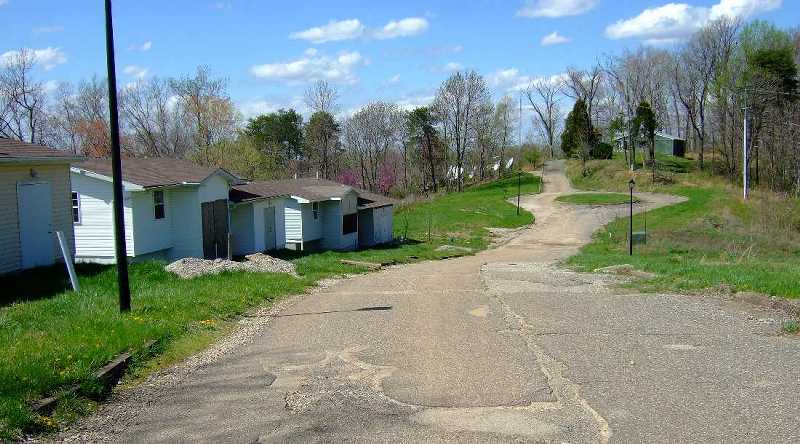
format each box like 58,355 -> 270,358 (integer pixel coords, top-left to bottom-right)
230,178 -> 395,253
70,158 -> 239,263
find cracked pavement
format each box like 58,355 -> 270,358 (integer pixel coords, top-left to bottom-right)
60,160 -> 800,443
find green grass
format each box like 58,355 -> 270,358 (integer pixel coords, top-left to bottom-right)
564,156 -> 800,299
556,192 -> 638,206
0,172 -> 540,440
784,320 -> 800,334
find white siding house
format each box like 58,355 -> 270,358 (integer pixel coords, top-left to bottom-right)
71,158 -> 239,263
229,197 -> 288,256
0,138 -> 82,274
230,178 -> 395,253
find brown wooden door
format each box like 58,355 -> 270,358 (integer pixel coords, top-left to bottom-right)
202,199 -> 229,259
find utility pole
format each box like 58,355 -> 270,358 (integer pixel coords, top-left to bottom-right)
104,0 -> 131,312
742,95 -> 749,200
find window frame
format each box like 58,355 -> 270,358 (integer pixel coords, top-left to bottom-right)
312,202 -> 319,220
153,190 -> 166,220
71,191 -> 81,225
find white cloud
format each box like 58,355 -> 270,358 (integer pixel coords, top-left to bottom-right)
42,80 -> 59,93
444,62 -> 463,72
710,0 -> 782,19
488,68 -> 532,92
395,95 -> 435,111
540,31 -> 570,46
488,68 -> 567,92
289,19 -> 365,44
518,0 -> 598,18
129,40 -> 152,51
606,0 -> 782,41
123,65 -> 149,79
250,50 -> 365,84
373,17 -> 429,39
387,74 -> 401,84
1,47 -> 67,70
33,25 -> 64,34
239,100 -> 280,118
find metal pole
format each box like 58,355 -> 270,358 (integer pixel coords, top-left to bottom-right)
519,93 -> 522,145
629,186 -> 634,256
105,0 -> 131,312
517,171 -> 521,215
742,103 -> 748,200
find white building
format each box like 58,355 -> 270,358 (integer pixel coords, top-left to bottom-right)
230,178 -> 395,253
0,138 -> 82,273
70,158 -> 239,263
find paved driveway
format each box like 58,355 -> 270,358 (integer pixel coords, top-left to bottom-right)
62,161 -> 799,443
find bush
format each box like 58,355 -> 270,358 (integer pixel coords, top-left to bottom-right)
590,142 -> 613,160
522,148 -> 542,169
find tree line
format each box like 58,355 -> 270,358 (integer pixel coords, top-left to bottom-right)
2,17 -> 797,196
551,18 -> 799,193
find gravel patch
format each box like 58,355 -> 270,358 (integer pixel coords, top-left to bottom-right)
165,253 -> 297,279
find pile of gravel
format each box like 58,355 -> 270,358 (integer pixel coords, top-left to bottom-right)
165,253 -> 297,279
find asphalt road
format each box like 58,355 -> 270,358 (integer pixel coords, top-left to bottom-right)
61,161 -> 800,443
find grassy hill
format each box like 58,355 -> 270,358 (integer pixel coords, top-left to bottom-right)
565,155 -> 800,299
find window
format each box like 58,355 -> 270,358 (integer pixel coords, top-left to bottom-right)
153,190 -> 165,219
71,192 -> 81,224
343,213 -> 357,235
312,202 -> 319,220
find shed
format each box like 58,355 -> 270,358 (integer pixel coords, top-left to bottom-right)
230,178 -> 395,253
71,158 -> 239,263
654,133 -> 686,157
0,138 -> 83,273
613,131 -> 686,157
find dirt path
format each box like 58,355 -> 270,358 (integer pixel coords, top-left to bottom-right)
60,161 -> 799,443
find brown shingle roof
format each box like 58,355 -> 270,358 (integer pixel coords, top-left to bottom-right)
231,178 -> 396,208
75,157 -> 237,188
0,138 -> 82,161
232,178 -> 352,202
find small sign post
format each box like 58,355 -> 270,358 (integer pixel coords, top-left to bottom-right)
56,231 -> 79,292
628,179 -> 635,256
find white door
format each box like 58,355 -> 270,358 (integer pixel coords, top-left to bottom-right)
264,206 -> 276,251
17,182 -> 54,269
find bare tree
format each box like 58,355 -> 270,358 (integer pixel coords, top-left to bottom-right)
492,96 -> 517,175
526,79 -> 562,157
675,25 -> 718,170
0,49 -> 47,143
561,65 -> 603,124
343,102 -> 404,192
304,80 -> 339,114
170,66 -> 236,149
433,70 -> 490,191
120,78 -> 192,157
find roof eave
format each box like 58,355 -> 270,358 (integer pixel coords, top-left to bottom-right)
70,166 -> 145,191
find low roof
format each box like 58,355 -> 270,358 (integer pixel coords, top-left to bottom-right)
74,157 -> 239,189
612,131 -> 685,142
232,178 -> 353,202
0,138 -> 83,163
355,189 -> 396,210
231,177 -> 396,209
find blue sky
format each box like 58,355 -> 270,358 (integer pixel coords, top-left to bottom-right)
2,0 -> 796,119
